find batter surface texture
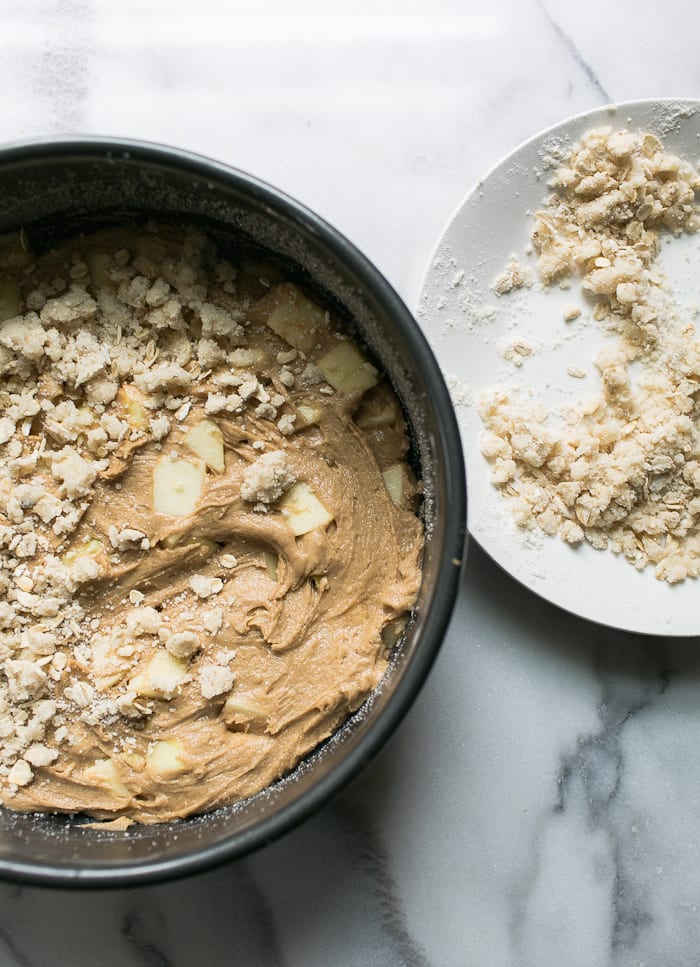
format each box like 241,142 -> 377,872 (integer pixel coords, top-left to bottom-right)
0,227 -> 423,822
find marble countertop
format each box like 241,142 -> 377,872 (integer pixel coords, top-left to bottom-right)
1,1 -> 700,964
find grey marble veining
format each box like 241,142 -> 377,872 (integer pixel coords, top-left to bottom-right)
2,1 -> 700,965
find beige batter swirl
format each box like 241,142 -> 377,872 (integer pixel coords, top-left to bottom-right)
0,226 -> 423,823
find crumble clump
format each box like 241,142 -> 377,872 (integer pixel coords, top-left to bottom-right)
240,450 -> 296,505
480,127 -> 700,582
499,339 -> 534,367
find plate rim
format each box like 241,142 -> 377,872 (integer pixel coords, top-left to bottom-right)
418,96 -> 700,638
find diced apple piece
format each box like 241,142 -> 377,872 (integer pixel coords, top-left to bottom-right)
382,464 -> 405,506
184,419 -> 225,472
0,279 -> 21,322
255,283 -> 328,354
116,383 -> 149,431
153,456 -> 206,517
296,403 -> 323,428
86,758 -> 130,798
222,694 -> 268,727
381,616 -> 408,651
147,738 -> 187,778
86,251 -> 114,290
62,538 -> 105,567
129,650 -> 189,700
279,481 -> 333,536
317,342 -> 378,395
263,549 -> 278,581
355,405 -> 395,430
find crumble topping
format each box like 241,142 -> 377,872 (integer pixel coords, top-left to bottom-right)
480,127 -> 700,582
240,450 -> 296,505
0,225 -> 423,819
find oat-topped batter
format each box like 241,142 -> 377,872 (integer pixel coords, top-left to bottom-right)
0,226 -> 423,822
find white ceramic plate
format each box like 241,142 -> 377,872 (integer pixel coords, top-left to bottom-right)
418,98 -> 700,636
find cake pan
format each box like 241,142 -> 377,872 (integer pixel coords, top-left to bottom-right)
0,137 -> 466,886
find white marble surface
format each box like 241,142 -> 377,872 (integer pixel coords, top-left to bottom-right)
1,1 -> 700,964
